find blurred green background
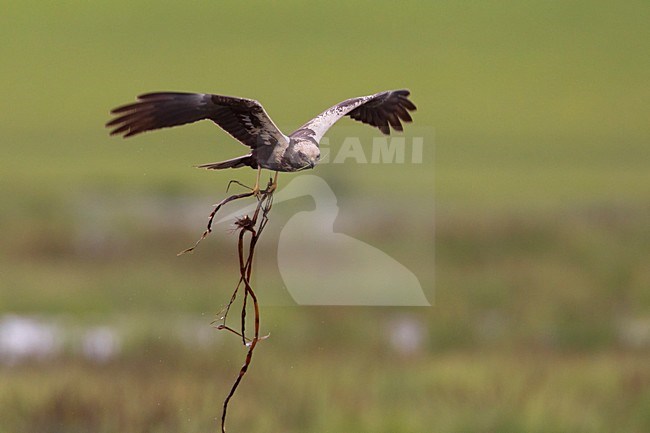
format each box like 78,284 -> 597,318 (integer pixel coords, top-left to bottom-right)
1,1 -> 649,432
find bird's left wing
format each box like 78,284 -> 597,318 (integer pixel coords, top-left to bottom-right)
106,92 -> 289,149
290,89 -> 416,144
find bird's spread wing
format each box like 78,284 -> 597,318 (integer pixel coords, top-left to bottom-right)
106,92 -> 289,148
290,89 -> 416,144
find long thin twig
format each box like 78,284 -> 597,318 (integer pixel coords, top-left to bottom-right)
181,177 -> 275,433
177,190 -> 256,256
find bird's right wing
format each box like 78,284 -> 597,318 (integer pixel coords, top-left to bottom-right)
290,89 -> 416,144
106,92 -> 289,149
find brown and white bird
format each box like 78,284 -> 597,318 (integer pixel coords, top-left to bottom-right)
107,89 -> 416,191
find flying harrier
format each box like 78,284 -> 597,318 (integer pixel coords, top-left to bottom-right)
107,89 -> 416,192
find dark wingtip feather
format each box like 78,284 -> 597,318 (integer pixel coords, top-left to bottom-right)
399,98 -> 417,112
124,129 -> 140,138
105,116 -> 123,127
110,101 -> 143,114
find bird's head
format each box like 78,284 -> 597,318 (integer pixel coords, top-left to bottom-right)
292,141 -> 320,171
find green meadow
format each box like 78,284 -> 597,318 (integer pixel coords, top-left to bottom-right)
1,1 -> 649,432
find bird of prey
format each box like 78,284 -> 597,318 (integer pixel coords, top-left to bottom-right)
107,89 -> 416,192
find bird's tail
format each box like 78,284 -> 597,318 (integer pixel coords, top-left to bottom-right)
195,154 -> 256,170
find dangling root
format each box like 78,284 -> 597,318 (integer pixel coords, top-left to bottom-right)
183,176 -> 275,433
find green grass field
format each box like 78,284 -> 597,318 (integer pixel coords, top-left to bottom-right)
1,1 -> 649,432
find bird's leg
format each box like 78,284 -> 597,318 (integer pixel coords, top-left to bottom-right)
267,171 -> 279,193
251,166 -> 262,197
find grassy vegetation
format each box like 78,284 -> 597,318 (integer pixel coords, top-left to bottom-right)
1,0 -> 649,432
3,349 -> 649,433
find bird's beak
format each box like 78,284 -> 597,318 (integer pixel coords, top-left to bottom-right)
297,161 -> 316,172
